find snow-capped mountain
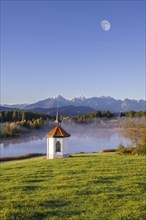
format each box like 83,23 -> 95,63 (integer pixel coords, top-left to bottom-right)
1,95 -> 146,112
25,95 -> 70,109
70,95 -> 87,105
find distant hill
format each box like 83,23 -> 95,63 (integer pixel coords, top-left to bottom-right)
1,95 -> 146,112
0,106 -> 18,111
29,106 -> 95,117
1,104 -> 29,109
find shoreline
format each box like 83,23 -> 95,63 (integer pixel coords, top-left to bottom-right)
0,153 -> 46,162
0,149 -> 117,162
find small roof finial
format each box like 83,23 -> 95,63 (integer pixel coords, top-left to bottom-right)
55,109 -> 62,125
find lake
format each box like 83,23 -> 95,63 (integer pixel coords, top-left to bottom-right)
0,119 -> 131,158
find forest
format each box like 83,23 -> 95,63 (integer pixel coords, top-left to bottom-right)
0,110 -> 52,122
0,110 -> 52,138
73,110 -> 146,123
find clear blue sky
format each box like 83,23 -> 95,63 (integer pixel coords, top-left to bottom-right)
1,0 -> 145,104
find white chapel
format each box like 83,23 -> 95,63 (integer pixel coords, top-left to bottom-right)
46,111 -> 71,159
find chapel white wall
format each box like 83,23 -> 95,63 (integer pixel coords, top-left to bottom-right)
47,137 -> 69,159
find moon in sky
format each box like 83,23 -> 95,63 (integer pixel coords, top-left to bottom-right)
101,20 -> 111,31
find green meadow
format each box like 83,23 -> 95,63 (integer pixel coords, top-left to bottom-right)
1,153 -> 146,220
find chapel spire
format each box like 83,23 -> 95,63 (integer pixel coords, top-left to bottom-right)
55,109 -> 62,126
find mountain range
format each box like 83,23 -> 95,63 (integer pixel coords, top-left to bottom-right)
1,95 -> 146,114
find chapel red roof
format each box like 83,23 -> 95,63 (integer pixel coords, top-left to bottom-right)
47,125 -> 71,138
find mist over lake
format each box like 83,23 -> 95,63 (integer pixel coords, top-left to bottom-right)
0,118 -> 132,158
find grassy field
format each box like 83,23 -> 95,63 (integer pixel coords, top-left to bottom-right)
0,153 -> 146,220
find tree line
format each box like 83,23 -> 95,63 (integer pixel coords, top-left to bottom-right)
73,110 -> 114,123
0,110 -> 52,138
0,110 -> 52,122
73,110 -> 146,123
